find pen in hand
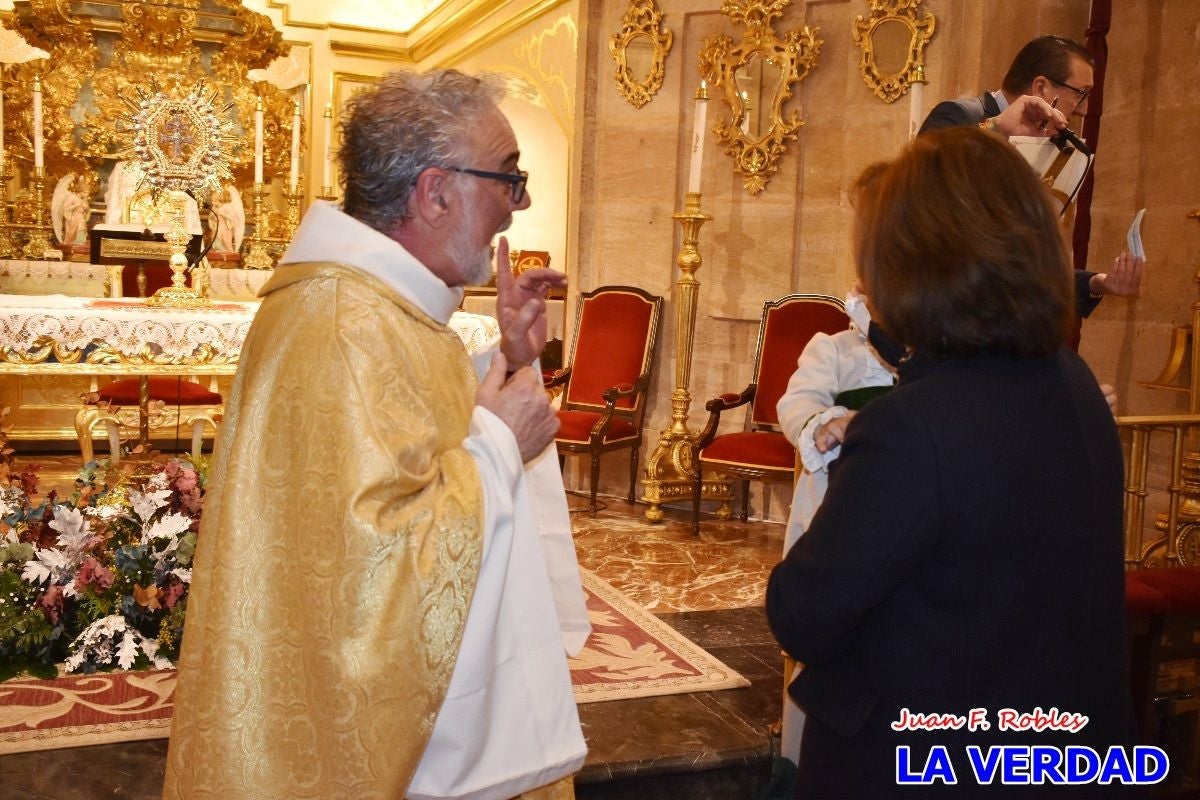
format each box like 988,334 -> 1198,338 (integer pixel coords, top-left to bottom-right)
1040,96 -> 1059,132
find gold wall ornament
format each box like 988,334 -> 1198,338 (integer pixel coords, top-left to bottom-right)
851,0 -> 936,104
609,0 -> 673,109
698,0 -> 821,196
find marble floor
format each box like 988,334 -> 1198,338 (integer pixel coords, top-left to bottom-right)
0,459 -> 789,800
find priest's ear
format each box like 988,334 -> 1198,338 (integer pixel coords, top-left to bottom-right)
411,167 -> 452,227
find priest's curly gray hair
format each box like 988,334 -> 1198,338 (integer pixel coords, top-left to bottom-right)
339,68 -> 505,234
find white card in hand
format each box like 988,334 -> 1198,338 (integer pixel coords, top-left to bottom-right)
1126,208 -> 1146,260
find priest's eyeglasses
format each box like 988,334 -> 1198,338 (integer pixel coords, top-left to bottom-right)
1048,77 -> 1090,106
447,167 -> 529,203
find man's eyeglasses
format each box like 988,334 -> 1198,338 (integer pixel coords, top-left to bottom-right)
447,167 -> 528,203
1048,77 -> 1090,105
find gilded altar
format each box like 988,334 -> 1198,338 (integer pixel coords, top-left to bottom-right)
0,0 -> 305,443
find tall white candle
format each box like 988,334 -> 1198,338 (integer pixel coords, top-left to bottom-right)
322,102 -> 333,189
289,102 -> 301,192
687,82 -> 708,194
907,73 -> 925,140
32,75 -> 43,170
253,98 -> 264,184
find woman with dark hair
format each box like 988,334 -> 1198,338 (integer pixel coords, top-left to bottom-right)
766,127 -> 1130,797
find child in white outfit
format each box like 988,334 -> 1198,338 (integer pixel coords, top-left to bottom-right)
772,290 -> 897,764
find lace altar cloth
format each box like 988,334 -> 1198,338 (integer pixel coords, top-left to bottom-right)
0,294 -> 498,366
0,260 -> 110,298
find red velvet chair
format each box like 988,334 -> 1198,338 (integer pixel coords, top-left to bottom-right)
547,286 -> 663,515
692,294 -> 848,535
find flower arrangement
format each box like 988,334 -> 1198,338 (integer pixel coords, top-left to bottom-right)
0,457 -> 204,681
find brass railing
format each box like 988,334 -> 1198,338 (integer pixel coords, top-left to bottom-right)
1117,414 -> 1200,569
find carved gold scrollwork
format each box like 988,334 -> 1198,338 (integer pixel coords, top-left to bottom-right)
609,0 -> 673,109
699,0 -> 821,195
851,0 -> 936,104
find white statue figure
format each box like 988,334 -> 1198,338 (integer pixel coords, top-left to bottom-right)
103,160 -> 202,234
50,173 -> 91,245
209,185 -> 245,253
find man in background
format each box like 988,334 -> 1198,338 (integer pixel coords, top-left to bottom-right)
164,68 -> 587,800
920,34 -> 1142,320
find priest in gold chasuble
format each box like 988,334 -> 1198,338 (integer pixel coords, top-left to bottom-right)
163,70 -> 588,800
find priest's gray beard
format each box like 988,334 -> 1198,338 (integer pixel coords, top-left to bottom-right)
452,206 -> 498,287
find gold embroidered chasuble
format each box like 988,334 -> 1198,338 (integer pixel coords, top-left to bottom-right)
163,263 -> 486,800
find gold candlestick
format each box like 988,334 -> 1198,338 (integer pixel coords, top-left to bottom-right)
284,186 -> 303,241
0,159 -> 16,259
641,192 -> 733,522
318,185 -> 336,201
147,194 -> 209,308
242,182 -> 273,270
20,167 -> 54,260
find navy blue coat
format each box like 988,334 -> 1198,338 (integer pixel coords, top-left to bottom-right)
767,348 -> 1130,798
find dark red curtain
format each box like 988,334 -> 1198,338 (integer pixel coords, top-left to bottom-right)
1067,0 -> 1112,349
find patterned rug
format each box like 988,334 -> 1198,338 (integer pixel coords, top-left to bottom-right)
0,569 -> 747,754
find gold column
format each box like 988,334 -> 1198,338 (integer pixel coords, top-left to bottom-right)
640,191 -> 733,522
242,182 -> 273,270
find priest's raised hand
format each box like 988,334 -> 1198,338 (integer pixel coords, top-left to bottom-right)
494,235 -> 567,367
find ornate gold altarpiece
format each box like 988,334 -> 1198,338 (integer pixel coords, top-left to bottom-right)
0,0 -> 300,442
1,0 -> 296,193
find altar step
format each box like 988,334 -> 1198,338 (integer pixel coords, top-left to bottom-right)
575,606 -> 782,800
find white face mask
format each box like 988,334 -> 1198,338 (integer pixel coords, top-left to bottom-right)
845,288 -> 873,338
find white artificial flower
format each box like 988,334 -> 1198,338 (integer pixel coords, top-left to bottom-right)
85,504 -> 123,521
130,488 -> 172,522
2,528 -> 17,545
64,615 -> 173,673
117,631 -> 140,670
143,513 -> 193,545
49,505 -> 93,551
171,567 -> 192,584
21,547 -> 70,585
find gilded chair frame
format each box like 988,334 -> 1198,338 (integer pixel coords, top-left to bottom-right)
692,292 -> 847,533
548,285 -> 663,514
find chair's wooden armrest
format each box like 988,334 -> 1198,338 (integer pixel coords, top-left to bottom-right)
696,384 -> 757,450
704,385 -> 755,413
544,366 -> 572,389
600,382 -> 637,403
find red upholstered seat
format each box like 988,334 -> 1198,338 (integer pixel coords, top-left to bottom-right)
550,286 -> 663,514
1126,567 -> 1200,612
696,430 -> 796,472
98,378 -> 222,406
555,410 -> 638,444
693,294 -> 849,534
1123,569 -> 1200,746
1125,574 -> 1170,616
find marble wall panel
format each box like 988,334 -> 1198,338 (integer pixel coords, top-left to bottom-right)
1079,0 -> 1200,416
